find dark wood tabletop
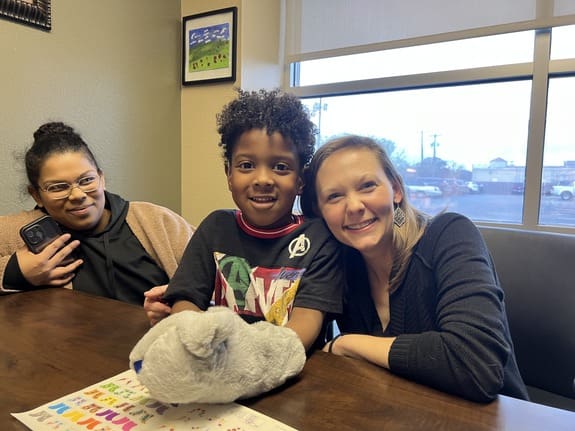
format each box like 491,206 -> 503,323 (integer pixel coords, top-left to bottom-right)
1,289 -> 574,431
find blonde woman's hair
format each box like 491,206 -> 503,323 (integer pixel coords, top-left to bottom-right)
301,134 -> 430,291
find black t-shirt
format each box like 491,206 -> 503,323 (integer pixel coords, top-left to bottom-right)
164,209 -> 344,326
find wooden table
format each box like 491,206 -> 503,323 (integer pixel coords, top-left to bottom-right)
1,289 -> 574,431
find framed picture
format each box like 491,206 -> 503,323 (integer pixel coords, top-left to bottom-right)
0,0 -> 51,31
182,7 -> 237,86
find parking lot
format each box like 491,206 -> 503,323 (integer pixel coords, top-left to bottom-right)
409,192 -> 575,227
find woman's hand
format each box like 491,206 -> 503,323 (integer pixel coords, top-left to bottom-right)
16,233 -> 82,287
323,334 -> 344,355
144,284 -> 171,326
322,333 -> 395,369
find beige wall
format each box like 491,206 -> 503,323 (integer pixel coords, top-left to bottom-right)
180,0 -> 282,226
0,0 -> 182,215
1,0 -> 282,226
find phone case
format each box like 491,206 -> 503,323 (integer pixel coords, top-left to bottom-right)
19,215 -> 64,254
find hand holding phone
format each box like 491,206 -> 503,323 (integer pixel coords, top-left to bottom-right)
16,215 -> 81,287
19,215 -> 64,254
19,215 -> 77,267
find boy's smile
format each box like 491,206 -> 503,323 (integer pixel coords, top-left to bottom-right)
227,129 -> 302,229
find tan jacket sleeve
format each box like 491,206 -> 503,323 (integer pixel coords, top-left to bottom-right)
125,202 -> 195,279
0,209 -> 46,293
1,203 -> 194,293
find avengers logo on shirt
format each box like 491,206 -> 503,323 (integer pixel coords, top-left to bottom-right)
212,252 -> 306,325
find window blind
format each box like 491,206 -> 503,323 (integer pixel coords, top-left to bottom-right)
285,0 -> 575,61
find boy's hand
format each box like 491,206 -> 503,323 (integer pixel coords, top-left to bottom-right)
144,285 -> 171,326
16,234 -> 82,286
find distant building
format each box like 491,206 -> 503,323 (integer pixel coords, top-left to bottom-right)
471,158 -> 575,194
488,157 -> 509,169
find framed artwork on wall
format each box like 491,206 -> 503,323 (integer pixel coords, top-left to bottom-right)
182,7 -> 237,86
0,0 -> 51,31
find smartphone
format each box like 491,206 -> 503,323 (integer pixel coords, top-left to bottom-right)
19,215 -> 65,254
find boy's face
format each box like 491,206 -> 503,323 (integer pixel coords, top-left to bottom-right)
227,129 -> 302,229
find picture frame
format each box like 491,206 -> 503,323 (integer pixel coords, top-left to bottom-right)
182,7 -> 237,86
0,0 -> 51,31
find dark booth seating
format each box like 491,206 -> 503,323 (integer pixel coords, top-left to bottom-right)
480,226 -> 575,412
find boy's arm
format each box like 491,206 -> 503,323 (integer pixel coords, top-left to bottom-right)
172,299 -> 203,313
161,213 -> 218,310
286,306 -> 325,351
169,303 -> 323,351
143,290 -> 203,326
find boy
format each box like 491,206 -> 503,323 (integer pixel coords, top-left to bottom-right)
144,89 -> 343,351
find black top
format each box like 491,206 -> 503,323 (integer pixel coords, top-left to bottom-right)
338,212 -> 529,402
164,209 -> 344,326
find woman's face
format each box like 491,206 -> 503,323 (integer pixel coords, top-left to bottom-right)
31,152 -> 107,232
315,147 -> 402,256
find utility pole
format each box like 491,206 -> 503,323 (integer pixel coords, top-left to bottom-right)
420,130 -> 424,163
430,133 -> 441,161
311,101 -> 328,147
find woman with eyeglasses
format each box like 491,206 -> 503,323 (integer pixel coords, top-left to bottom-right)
0,122 -> 194,305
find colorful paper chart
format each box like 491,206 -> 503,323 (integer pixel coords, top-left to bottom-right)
12,369 -> 297,431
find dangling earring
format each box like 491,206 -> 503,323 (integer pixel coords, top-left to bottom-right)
393,203 -> 406,227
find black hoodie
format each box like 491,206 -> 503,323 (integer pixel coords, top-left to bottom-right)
66,192 -> 169,304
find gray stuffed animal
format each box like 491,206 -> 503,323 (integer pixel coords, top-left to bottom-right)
129,306 -> 306,404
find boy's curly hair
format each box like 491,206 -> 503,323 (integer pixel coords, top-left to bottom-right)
216,88 -> 317,171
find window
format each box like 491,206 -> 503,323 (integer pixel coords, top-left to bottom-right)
298,32 -> 534,86
289,18 -> 575,233
539,75 -> 575,227
302,80 -> 532,224
550,24 -> 575,59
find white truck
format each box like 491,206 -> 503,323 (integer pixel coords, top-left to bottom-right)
551,181 -> 575,200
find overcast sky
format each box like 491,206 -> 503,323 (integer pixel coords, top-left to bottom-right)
301,26 -> 575,170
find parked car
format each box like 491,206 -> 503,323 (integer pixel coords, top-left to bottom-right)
410,177 -> 457,195
405,179 -> 443,198
511,184 -> 524,195
542,182 -> 554,195
467,181 -> 483,193
551,181 -> 575,200
512,182 -> 560,196
455,180 -> 470,194
464,181 -> 484,194
428,177 -> 458,195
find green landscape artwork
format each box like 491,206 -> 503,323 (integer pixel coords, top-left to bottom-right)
187,22 -> 230,73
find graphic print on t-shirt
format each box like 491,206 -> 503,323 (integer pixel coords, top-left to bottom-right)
213,252 -> 305,325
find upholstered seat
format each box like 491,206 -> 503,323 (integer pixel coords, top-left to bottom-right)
480,226 -> 575,412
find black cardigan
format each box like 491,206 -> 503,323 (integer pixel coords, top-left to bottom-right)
337,212 -> 529,403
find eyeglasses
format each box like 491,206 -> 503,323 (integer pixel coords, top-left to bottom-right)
39,174 -> 101,200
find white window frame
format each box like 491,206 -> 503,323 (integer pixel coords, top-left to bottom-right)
283,6 -> 575,234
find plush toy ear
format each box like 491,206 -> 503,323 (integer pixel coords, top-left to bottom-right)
175,307 -> 238,359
